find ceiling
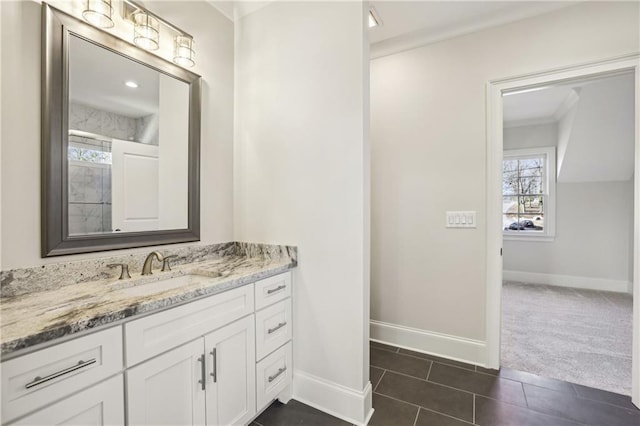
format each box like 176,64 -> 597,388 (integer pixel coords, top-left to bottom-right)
69,35 -> 160,118
207,1 -> 270,21
503,73 -> 633,126
369,1 -> 576,56
503,85 -> 576,127
208,1 -> 577,58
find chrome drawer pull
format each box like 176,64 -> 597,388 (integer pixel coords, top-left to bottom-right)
268,366 -> 287,383
198,355 -> 206,391
267,322 -> 287,334
25,358 -> 97,389
267,285 -> 286,295
210,348 -> 217,383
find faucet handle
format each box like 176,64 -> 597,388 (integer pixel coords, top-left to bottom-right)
162,255 -> 178,272
107,263 -> 131,280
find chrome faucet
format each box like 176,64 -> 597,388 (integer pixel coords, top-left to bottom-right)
142,251 -> 164,275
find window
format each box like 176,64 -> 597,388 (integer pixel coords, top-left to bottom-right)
503,147 -> 555,239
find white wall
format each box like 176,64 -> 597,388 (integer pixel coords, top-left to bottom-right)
503,122 -> 557,150
558,74 -> 635,183
503,123 -> 634,290
370,1 -> 639,359
505,181 -> 634,282
234,2 -> 371,423
0,0 -> 234,269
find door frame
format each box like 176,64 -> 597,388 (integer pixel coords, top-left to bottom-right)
485,53 -> 640,406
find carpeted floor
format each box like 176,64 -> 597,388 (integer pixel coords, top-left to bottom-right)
501,281 -> 633,396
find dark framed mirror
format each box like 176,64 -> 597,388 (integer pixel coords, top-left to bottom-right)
42,4 -> 201,257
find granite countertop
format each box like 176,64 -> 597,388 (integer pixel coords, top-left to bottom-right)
0,254 -> 296,357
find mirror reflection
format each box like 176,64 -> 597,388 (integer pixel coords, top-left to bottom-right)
67,35 -> 190,236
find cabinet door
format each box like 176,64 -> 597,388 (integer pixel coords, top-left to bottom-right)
12,375 -> 124,425
205,315 -> 256,426
127,339 -> 206,426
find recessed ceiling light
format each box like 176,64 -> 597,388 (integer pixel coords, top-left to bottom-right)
125,81 -> 139,88
369,8 -> 382,28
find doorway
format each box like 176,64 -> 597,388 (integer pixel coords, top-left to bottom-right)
500,71 -> 634,395
485,54 -> 640,407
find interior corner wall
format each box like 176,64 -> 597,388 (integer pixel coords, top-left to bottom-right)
0,1 -> 234,270
503,123 -> 634,291
233,1 -> 371,423
370,0 -> 639,361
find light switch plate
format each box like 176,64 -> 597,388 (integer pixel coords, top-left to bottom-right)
446,211 -> 476,228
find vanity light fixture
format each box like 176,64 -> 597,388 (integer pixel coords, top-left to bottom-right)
125,81 -> 139,88
133,11 -> 160,51
122,0 -> 197,68
82,0 -> 114,29
173,35 -> 195,68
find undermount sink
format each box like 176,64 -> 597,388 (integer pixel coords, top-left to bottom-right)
116,273 -> 217,297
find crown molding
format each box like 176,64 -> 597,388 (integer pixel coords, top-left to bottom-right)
370,2 -> 575,60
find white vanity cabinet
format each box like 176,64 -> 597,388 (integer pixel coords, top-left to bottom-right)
126,316 -> 256,426
1,271 -> 294,426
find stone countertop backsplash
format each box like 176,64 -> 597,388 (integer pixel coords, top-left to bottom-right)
0,242 -> 297,357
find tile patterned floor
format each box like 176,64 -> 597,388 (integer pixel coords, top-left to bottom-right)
252,341 -> 640,426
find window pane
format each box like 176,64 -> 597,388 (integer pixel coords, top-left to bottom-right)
503,159 -> 518,195
503,159 -> 518,173
519,158 -> 543,177
503,175 -> 518,195
502,196 -> 519,214
519,176 -> 543,195
503,214 -> 522,231
520,213 -> 544,232
520,195 -> 544,215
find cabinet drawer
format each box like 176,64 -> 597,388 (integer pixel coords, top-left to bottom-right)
10,374 -> 125,426
1,326 -> 123,424
256,342 -> 292,412
255,273 -> 291,310
255,300 -> 292,361
125,285 -> 254,366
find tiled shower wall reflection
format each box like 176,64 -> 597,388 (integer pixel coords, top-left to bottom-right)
69,102 -> 158,145
68,161 -> 112,235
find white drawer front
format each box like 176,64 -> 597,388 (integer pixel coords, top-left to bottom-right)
255,273 -> 291,311
1,326 -> 123,424
11,374 -> 125,426
256,342 -> 292,412
255,299 -> 292,361
125,285 -> 254,366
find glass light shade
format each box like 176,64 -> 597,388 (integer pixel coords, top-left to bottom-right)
82,0 -> 114,29
173,35 -> 195,68
133,12 -> 160,51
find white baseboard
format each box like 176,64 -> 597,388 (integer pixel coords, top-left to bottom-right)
292,370 -> 373,425
370,320 -> 486,366
503,270 -> 632,293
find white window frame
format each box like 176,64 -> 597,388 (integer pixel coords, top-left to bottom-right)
502,146 -> 556,242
